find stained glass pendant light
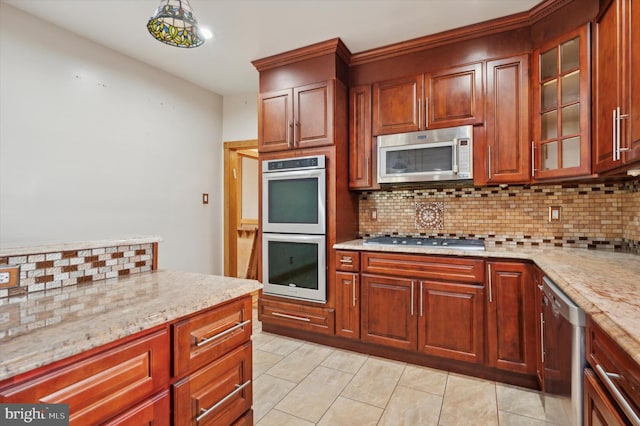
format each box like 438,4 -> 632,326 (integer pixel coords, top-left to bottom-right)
147,0 -> 205,48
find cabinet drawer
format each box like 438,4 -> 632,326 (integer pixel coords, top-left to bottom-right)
0,329 -> 170,425
258,298 -> 335,335
173,342 -> 252,426
103,390 -> 170,426
586,317 -> 640,422
335,250 -> 360,272
362,252 -> 484,283
173,296 -> 252,377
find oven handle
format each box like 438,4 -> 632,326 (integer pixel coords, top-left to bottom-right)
595,364 -> 640,425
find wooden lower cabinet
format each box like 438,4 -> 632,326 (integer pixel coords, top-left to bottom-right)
0,329 -> 170,426
486,261 -> 537,374
104,390 -> 170,426
361,274 -> 417,350
586,316 -> 640,425
258,297 -> 335,335
0,295 -> 255,426
360,253 -> 486,361
418,280 -> 484,364
336,271 -> 360,338
173,342 -> 252,426
584,368 -> 627,426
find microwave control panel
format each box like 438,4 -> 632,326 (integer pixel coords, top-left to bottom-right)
458,138 -> 471,178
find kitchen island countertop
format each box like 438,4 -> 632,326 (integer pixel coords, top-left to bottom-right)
0,270 -> 261,382
334,239 -> 640,366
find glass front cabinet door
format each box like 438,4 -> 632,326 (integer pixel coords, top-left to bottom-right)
532,25 -> 591,180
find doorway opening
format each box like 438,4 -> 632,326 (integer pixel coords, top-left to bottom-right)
223,140 -> 258,279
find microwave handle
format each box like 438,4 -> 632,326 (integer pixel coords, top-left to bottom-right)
452,139 -> 459,173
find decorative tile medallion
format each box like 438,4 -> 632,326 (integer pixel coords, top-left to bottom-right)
416,202 -> 444,229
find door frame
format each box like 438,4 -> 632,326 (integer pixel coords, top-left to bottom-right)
223,139 -> 258,277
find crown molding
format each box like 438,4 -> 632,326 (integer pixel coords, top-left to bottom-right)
252,38 -> 351,72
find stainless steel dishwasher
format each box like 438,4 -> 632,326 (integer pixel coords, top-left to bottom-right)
540,276 -> 586,426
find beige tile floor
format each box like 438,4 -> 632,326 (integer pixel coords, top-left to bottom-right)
251,310 -> 560,426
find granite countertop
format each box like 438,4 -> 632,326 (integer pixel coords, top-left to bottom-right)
0,269 -> 261,382
334,239 -> 640,366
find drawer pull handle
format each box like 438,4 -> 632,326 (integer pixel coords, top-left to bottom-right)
196,319 -> 251,347
196,379 -> 251,423
595,364 -> 640,425
272,312 -> 311,322
340,257 -> 353,264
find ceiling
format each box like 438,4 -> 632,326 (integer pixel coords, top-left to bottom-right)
2,0 -> 541,96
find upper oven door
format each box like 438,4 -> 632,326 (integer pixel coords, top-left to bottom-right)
262,168 -> 326,234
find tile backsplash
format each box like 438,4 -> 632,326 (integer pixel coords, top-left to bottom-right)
0,243 -> 154,296
359,178 -> 640,252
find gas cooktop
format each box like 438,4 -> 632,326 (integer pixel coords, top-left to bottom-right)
364,236 -> 485,251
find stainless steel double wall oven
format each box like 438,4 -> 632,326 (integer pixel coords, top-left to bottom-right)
261,155 -> 327,303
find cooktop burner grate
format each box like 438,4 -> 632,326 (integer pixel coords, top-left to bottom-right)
363,236 -> 485,251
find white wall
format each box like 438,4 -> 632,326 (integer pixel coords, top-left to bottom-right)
0,4 -> 224,274
222,95 -> 258,142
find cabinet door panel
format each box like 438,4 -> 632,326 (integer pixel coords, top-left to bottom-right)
584,369 -> 626,426
593,1 -> 620,172
372,75 -> 423,135
624,0 -> 640,164
173,342 -> 252,426
418,280 -> 484,363
349,85 -> 373,189
484,55 -> 530,183
486,262 -> 536,374
336,272 -> 360,339
361,274 -> 417,350
103,390 -> 170,426
294,80 -> 334,149
258,89 -> 292,152
426,62 -> 483,128
173,297 -> 252,378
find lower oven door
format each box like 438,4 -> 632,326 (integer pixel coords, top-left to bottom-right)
262,233 -> 326,303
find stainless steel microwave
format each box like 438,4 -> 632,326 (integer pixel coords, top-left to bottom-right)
377,125 -> 473,184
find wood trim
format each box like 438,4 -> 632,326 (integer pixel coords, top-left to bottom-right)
252,38 -> 352,72
350,12 -> 530,66
223,140 -> 258,277
152,242 -> 158,271
349,0 -> 578,66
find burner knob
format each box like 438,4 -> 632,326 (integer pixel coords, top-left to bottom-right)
402,240 -> 407,244
432,241 -> 438,245
417,241 -> 422,245
442,242 -> 448,246
392,240 -> 398,244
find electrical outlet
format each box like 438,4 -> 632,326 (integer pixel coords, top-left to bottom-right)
549,206 -> 561,222
202,193 -> 209,204
0,266 -> 20,289
370,208 -> 377,221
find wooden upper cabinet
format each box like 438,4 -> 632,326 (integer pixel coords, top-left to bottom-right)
593,0 -> 640,173
371,63 -> 483,136
425,62 -> 484,128
349,85 -> 374,189
372,74 -> 423,136
481,54 -> 531,184
258,89 -> 292,152
532,25 -> 591,180
258,80 -> 335,152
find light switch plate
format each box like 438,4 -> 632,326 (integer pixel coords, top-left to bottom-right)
549,206 -> 561,222
0,266 -> 20,289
